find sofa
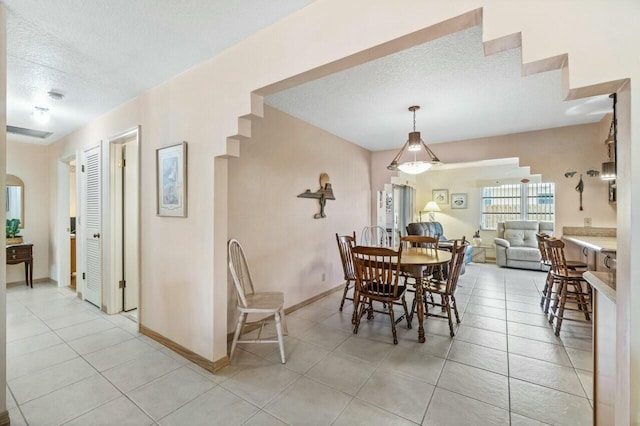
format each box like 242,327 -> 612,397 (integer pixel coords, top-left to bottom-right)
494,220 -> 554,270
406,222 -> 448,242
406,222 -> 472,270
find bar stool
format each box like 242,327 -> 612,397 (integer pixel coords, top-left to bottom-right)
537,233 -> 587,314
545,238 -> 592,336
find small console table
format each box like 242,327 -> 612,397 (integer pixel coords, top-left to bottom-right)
7,243 -> 33,287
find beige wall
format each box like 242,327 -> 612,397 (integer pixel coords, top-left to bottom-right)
6,141 -> 49,283
228,106 -> 371,330
41,3 -> 640,417
0,5 -> 7,416
375,122 -> 617,239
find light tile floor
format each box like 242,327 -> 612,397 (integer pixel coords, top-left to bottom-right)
6,263 -> 593,425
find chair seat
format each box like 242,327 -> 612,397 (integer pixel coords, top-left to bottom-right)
361,284 -> 407,299
566,260 -> 588,269
551,270 -> 587,280
241,292 -> 285,311
423,280 -> 448,294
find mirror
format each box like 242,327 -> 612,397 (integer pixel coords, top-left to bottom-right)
6,174 -> 24,229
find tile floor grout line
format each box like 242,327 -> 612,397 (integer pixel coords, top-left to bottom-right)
6,383 -> 29,425
504,274 -> 513,425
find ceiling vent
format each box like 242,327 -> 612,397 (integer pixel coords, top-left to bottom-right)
6,125 -> 53,139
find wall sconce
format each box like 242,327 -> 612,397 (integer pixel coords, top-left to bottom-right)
565,169 -> 601,211
420,201 -> 441,222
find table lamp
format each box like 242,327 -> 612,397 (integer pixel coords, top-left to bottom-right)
422,201 -> 440,222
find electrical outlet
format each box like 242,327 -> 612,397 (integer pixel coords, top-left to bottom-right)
584,218 -> 592,227
321,273 -> 326,282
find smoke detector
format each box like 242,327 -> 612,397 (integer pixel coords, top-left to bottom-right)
47,90 -> 65,101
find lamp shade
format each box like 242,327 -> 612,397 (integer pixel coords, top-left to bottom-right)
424,201 -> 440,212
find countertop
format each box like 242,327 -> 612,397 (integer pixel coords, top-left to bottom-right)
584,271 -> 616,303
562,235 -> 617,254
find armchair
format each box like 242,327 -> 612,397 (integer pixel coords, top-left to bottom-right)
494,221 -> 554,270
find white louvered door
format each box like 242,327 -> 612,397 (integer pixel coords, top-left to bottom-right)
82,145 -> 102,307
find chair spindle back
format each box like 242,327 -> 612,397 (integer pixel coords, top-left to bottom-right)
446,237 -> 468,294
351,245 -> 402,298
228,239 -> 255,309
336,232 -> 357,281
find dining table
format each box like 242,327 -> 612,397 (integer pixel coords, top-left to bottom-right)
400,247 -> 452,343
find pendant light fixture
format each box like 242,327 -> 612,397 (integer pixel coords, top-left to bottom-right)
601,93 -> 617,181
387,105 -> 441,174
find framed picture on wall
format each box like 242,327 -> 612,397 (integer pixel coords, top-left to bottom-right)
432,189 -> 449,205
451,193 -> 468,209
156,142 -> 188,217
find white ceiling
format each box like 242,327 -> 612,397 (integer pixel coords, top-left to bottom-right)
266,26 -> 612,151
4,0 -> 316,144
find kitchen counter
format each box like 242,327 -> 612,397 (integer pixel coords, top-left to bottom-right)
584,271 -> 616,302
561,235 -> 617,255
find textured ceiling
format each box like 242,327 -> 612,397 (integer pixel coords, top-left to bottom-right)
266,26 -> 612,151
5,0 -> 316,144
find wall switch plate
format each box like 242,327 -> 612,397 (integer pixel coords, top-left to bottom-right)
585,218 -> 592,227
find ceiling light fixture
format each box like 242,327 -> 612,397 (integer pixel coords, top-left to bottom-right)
387,105 -> 441,175
601,93 -> 617,181
33,106 -> 50,124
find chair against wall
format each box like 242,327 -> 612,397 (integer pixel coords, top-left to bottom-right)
228,239 -> 287,363
417,238 -> 468,337
545,238 -> 592,336
351,245 -> 411,344
361,225 -> 390,247
336,232 -> 357,314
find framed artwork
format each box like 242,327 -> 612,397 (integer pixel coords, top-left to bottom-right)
432,189 -> 449,205
451,193 -> 468,209
156,142 -> 188,217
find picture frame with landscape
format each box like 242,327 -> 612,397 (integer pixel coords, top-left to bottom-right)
156,142 -> 188,217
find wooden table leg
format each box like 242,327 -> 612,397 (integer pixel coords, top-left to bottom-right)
24,262 -> 29,287
414,267 -> 425,343
29,259 -> 33,287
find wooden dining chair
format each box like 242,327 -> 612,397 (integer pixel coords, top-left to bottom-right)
361,225 -> 390,247
351,245 -> 412,344
545,238 -> 592,336
228,239 -> 287,363
336,232 -> 357,313
418,238 -> 468,337
537,233 -> 587,314
400,235 -> 440,314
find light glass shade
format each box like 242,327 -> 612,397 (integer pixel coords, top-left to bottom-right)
387,108 -> 442,175
424,201 -> 441,212
601,161 -> 616,180
398,161 -> 432,174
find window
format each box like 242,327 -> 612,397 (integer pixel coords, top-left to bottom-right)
481,182 -> 555,230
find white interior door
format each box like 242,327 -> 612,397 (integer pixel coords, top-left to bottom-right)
82,145 -> 102,307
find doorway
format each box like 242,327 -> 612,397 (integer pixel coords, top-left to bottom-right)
56,156 -> 77,290
109,127 -> 140,317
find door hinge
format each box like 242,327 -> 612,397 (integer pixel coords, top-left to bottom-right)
81,165 -> 85,172
118,159 -> 126,168
82,272 -> 86,280
118,280 -> 126,289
